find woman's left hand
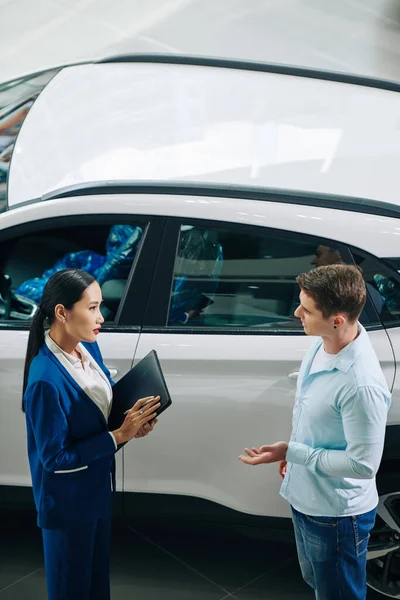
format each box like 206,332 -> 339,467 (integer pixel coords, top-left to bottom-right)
134,418 -> 158,438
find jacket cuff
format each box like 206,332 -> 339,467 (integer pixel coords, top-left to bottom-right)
109,432 -> 118,450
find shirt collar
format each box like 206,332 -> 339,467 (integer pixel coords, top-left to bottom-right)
307,323 -> 366,375
45,332 -> 88,369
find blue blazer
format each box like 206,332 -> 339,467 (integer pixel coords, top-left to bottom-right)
24,341 -> 116,530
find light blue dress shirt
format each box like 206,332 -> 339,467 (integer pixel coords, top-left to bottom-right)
280,324 -> 391,517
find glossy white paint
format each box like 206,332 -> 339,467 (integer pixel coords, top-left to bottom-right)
2,193 -> 400,258
122,329 -> 394,517
0,187 -> 398,522
386,327 -> 400,425
0,330 -> 31,486
97,332 -> 142,492
8,62 -> 400,208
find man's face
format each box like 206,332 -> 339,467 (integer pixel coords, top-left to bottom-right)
311,245 -> 342,267
294,290 -> 335,337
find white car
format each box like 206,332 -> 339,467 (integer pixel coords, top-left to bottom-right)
1,56 -> 400,597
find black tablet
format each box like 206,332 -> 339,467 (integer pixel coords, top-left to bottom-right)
108,350 -> 172,432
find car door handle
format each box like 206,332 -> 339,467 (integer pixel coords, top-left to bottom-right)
288,371 -> 299,380
107,368 -> 118,378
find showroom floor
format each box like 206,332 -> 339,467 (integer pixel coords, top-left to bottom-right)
1,0 -> 400,83
0,508 -> 386,599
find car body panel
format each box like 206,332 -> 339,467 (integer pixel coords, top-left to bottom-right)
0,194 -> 397,510
385,327 -> 400,426
7,62 -> 400,208
2,57 -> 399,598
1,193 -> 400,258
123,329 -> 395,517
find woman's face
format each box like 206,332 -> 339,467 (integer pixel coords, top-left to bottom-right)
63,281 -> 104,343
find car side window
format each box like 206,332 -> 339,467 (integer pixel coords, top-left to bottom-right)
0,70 -> 59,212
352,251 -> 400,327
166,224 -> 348,330
0,222 -> 144,324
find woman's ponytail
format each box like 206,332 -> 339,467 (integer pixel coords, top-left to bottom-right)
21,268 -> 95,411
22,306 -> 47,410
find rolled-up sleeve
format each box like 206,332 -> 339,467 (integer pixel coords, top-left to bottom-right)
286,385 -> 390,479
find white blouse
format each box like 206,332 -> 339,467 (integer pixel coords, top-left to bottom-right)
45,332 -> 117,449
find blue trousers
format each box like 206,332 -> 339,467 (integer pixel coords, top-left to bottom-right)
291,506 -> 376,600
42,516 -> 111,600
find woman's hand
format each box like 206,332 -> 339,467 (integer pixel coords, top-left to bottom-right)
112,396 -> 160,445
135,418 -> 158,438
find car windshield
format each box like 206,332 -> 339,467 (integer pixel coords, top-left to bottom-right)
0,69 -> 59,212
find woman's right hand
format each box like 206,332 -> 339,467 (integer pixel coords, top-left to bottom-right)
112,396 -> 160,445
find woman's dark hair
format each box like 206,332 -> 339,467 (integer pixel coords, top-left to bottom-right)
22,269 -> 95,410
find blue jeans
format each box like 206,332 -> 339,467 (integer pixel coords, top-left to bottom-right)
291,506 -> 376,600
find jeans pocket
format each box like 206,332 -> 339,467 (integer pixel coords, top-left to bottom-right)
304,514 -> 338,527
351,509 -> 376,557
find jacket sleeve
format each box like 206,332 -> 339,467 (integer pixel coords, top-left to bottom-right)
25,380 -> 116,472
287,385 -> 391,479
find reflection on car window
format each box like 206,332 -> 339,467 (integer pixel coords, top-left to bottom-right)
0,70 -> 59,211
167,225 -> 347,330
352,252 -> 400,326
0,223 -> 143,323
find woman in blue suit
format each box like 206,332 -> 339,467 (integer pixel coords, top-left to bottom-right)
22,268 -> 160,600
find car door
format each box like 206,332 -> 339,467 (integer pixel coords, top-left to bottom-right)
0,211 -> 163,495
122,218 -> 395,520
349,249 -> 400,494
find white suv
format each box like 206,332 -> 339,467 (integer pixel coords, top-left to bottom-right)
1,56 -> 399,597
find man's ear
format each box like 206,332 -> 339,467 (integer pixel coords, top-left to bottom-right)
333,314 -> 346,329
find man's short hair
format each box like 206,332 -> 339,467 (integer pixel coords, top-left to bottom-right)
296,264 -> 366,322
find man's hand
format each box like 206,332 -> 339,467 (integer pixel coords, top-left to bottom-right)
238,441 -> 288,466
278,460 -> 287,479
134,418 -> 158,439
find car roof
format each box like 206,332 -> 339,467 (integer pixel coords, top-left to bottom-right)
7,56 -> 400,210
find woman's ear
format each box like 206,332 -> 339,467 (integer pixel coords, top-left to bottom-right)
54,303 -> 67,324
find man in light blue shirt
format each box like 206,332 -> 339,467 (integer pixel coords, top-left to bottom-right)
239,264 -> 391,600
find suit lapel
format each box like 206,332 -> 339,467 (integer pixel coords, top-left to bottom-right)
42,345 -> 108,426
82,341 -> 111,381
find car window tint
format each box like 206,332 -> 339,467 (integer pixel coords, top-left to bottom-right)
0,223 -> 143,323
167,224 -> 348,330
352,251 -> 400,327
